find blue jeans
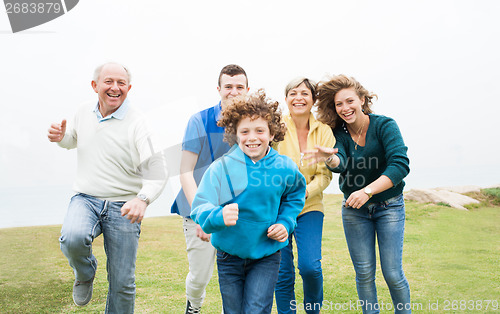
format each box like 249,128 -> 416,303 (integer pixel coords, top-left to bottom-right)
217,250 -> 281,314
342,194 -> 411,314
59,193 -> 141,314
275,211 -> 324,314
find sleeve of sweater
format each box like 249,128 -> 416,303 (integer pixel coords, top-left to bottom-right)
57,113 -> 78,150
190,162 -> 227,234
133,115 -> 168,203
306,126 -> 335,199
327,130 -> 348,173
275,161 -> 306,234
379,117 -> 410,186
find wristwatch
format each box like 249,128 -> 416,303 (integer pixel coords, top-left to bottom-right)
364,187 -> 373,199
137,194 -> 150,205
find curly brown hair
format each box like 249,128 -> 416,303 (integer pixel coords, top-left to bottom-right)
218,89 -> 286,146
316,74 -> 377,129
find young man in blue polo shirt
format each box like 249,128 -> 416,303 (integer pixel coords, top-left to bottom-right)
171,64 -> 249,314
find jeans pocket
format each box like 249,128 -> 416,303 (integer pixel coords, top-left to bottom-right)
217,250 -> 231,262
384,194 -> 405,210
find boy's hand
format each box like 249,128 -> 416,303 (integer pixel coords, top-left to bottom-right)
222,203 -> 239,226
267,224 -> 288,242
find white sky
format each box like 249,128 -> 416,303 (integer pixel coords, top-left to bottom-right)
1,0 -> 499,193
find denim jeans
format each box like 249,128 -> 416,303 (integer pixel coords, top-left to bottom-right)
217,250 -> 281,314
59,193 -> 141,314
342,194 -> 411,314
275,211 -> 324,314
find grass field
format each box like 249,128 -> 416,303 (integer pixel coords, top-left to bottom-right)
0,192 -> 499,313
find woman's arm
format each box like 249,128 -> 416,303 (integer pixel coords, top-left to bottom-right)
345,175 -> 393,209
346,117 -> 409,208
305,127 -> 335,199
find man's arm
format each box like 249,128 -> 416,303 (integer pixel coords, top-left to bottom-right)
180,150 -> 200,206
180,150 -> 211,242
122,116 -> 167,223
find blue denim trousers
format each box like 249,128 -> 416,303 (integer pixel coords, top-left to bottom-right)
59,193 -> 141,314
275,211 -> 324,314
342,194 -> 411,314
217,250 -> 281,314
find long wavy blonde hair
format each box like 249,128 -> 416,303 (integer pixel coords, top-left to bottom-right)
316,74 -> 377,129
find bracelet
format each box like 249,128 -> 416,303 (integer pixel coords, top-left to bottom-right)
325,155 -> 334,165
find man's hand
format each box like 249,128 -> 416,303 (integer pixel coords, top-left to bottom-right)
47,119 -> 67,142
267,224 -> 288,242
222,203 -> 238,226
196,224 -> 211,242
121,197 -> 148,223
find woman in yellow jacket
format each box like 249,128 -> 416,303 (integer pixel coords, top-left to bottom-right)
274,77 -> 335,314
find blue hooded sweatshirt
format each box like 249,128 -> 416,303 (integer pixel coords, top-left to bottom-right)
191,144 -> 306,259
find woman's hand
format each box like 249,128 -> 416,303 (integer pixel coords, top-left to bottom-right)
303,146 -> 339,167
345,189 -> 370,209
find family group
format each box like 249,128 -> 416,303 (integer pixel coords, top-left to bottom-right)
48,63 -> 410,314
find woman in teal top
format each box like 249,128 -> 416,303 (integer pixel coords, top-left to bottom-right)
305,74 -> 411,314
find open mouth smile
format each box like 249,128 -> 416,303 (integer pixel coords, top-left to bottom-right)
342,111 -> 355,119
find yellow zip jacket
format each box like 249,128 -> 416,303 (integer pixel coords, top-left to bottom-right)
275,113 -> 335,216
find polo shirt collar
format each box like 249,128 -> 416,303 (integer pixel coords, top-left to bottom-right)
93,99 -> 129,122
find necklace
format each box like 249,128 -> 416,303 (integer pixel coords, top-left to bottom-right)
349,117 -> 367,150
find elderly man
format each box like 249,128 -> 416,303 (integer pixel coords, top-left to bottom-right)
48,62 -> 166,313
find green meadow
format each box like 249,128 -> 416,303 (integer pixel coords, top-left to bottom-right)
1,190 -> 499,313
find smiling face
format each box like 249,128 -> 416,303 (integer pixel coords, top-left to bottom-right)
218,74 -> 249,107
334,88 -> 365,125
285,82 -> 314,117
236,116 -> 274,162
91,63 -> 131,117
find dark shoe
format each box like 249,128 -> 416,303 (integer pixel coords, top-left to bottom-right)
185,300 -> 201,314
72,277 -> 94,306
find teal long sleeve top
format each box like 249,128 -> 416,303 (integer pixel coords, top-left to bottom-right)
327,114 -> 410,204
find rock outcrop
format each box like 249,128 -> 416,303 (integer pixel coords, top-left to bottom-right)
404,187 -> 480,210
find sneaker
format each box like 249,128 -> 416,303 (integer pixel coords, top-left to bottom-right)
185,300 -> 201,314
72,277 -> 94,306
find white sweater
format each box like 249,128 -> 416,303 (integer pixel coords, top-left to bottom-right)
58,101 -> 166,202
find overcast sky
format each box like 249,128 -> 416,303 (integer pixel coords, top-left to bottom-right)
1,0 -> 499,196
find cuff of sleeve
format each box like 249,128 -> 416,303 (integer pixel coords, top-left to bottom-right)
381,171 -> 400,187
325,161 -> 340,172
211,206 -> 227,230
276,219 -> 294,235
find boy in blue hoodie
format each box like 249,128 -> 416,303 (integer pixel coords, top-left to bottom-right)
191,90 -> 306,314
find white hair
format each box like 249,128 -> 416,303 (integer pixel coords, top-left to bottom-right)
93,62 -> 132,83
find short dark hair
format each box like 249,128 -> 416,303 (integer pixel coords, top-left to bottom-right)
218,64 -> 248,87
